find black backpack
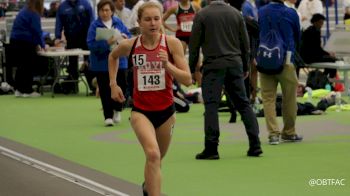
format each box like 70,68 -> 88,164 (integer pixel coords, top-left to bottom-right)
306,70 -> 330,90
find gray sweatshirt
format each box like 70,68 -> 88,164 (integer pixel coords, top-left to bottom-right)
189,1 -> 250,72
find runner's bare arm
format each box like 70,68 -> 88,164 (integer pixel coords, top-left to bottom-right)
108,38 -> 135,102
162,7 -> 177,32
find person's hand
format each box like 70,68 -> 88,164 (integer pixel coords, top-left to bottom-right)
107,36 -> 118,45
158,49 -> 169,68
191,73 -> 196,84
54,39 -> 66,47
44,44 -> 50,51
329,51 -> 336,57
110,84 -> 125,103
251,58 -> 257,67
36,45 -> 42,52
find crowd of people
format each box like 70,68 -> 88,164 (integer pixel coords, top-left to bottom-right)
2,0 -> 350,195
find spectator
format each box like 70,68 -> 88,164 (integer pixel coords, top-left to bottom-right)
113,0 -> 132,29
258,0 -> 303,145
228,0 -> 260,124
297,0 -> 323,30
10,0 -> 45,98
343,0 -> 350,20
87,0 -> 131,126
46,1 -> 59,18
300,13 -> 337,80
189,0 -> 263,159
55,0 -> 94,93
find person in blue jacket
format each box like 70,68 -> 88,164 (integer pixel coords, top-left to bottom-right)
55,0 -> 94,93
10,0 -> 45,98
87,0 -> 131,126
258,0 -> 303,145
242,0 -> 259,21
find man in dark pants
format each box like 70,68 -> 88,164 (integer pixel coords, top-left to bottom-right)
189,0 -> 262,159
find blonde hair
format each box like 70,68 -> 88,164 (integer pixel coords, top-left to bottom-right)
137,1 -> 165,34
137,1 -> 164,21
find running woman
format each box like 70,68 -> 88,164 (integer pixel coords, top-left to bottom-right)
108,2 -> 192,195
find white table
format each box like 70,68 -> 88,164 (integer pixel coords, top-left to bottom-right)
38,49 -> 90,97
308,61 -> 350,96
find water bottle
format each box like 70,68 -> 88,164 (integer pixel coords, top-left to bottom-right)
336,92 -> 342,112
325,84 -> 332,91
253,97 -> 260,114
305,87 -> 312,103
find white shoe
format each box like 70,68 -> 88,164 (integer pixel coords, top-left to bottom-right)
15,90 -> 23,97
104,118 -> 114,126
113,111 -> 121,123
22,92 -> 41,98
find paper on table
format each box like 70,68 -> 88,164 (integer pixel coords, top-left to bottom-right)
96,28 -> 123,43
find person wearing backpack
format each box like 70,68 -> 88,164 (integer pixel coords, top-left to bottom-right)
258,0 -> 303,145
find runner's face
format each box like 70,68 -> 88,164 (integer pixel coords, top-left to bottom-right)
139,7 -> 162,35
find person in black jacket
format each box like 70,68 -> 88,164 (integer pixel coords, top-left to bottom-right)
300,13 -> 337,80
189,0 -> 262,159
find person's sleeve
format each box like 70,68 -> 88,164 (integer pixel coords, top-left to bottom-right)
55,7 -> 63,39
119,20 -> 131,38
242,3 -> 253,19
315,1 -> 323,14
188,14 -> 203,74
297,1 -> 306,17
86,22 -> 110,55
290,10 -> 301,51
31,14 -> 45,47
239,15 -> 250,72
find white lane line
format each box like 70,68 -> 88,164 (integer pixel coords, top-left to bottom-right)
0,145 -> 129,196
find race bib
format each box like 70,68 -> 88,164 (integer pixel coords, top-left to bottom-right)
132,54 -> 147,67
137,68 -> 165,91
180,21 -> 193,32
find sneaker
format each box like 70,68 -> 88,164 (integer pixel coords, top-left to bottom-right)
268,136 -> 280,145
195,149 -> 220,160
113,111 -> 121,123
14,90 -> 23,97
22,92 -> 41,98
104,118 -> 114,126
281,134 -> 303,142
247,147 -> 263,157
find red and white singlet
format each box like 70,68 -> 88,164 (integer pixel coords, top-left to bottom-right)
131,34 -> 174,111
175,3 -> 196,38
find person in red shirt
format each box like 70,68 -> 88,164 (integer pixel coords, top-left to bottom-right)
108,2 -> 192,195
163,0 -> 202,86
